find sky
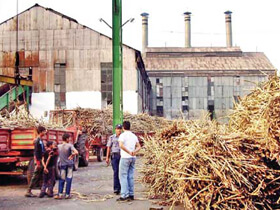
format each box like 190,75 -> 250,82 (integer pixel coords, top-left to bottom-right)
0,0 -> 279,70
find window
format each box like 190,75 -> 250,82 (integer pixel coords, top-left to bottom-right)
182,105 -> 189,113
208,105 -> 215,120
101,63 -> 113,108
182,96 -> 188,101
54,63 -> 66,109
157,96 -> 163,101
156,78 -> 163,109
156,106 -> 163,117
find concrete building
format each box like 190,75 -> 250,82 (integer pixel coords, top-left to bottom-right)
0,4 -> 151,118
141,12 -> 276,121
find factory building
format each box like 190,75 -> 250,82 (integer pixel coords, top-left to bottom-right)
141,12 -> 276,121
0,4 -> 151,118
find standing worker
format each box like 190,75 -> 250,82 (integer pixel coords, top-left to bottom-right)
39,141 -> 58,198
117,121 -> 141,201
106,124 -> 122,195
55,133 -> 78,199
25,126 -> 47,197
75,127 -> 88,166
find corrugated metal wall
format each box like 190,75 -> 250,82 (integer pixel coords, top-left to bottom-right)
0,6 -> 138,93
189,77 -> 208,119
214,77 -> 234,121
150,75 -> 267,120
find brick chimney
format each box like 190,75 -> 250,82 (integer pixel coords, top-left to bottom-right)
141,13 -> 149,53
184,12 -> 191,48
224,11 -> 233,48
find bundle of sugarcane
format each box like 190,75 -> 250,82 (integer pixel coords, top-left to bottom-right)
142,74 -> 280,209
0,105 -> 63,130
228,74 -> 280,159
142,117 -> 280,209
267,95 -> 280,144
50,107 -> 171,137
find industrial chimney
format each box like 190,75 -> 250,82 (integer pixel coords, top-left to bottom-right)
141,13 -> 149,53
224,11 -> 232,48
184,12 -> 191,48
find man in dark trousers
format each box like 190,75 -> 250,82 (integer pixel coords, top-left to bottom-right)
25,126 -> 47,197
39,141 -> 58,198
106,124 -> 122,195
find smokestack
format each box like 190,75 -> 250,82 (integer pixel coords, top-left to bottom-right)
224,11 -> 232,48
184,12 -> 191,48
141,13 -> 149,53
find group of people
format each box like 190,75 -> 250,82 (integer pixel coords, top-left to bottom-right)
25,125 -> 78,199
24,120 -> 141,202
106,121 -> 141,201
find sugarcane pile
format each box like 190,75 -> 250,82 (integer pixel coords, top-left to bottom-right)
142,75 -> 280,209
50,107 -> 171,137
0,105 -> 63,129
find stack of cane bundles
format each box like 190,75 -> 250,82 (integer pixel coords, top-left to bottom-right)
50,107 -> 171,137
0,105 -> 62,129
142,75 -> 280,209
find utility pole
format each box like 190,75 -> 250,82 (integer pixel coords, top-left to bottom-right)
112,0 -> 123,131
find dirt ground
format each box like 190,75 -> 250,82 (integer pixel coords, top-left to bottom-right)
0,157 -> 168,210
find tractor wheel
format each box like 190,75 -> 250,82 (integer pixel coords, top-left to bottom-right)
96,148 -> 104,162
79,149 -> 89,167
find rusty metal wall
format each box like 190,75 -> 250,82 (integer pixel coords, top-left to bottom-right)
0,6 -> 137,93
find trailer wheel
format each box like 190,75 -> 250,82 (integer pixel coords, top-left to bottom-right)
79,149 -> 89,167
27,159 -> 35,185
96,148 -> 103,162
73,156 -> 79,171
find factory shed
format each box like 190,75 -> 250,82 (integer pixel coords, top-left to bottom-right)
0,4 -> 151,118
141,12 -> 276,120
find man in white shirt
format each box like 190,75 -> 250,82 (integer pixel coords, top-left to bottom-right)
117,121 -> 141,201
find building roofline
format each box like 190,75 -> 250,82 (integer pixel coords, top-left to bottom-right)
145,47 -> 242,53
0,3 -> 140,53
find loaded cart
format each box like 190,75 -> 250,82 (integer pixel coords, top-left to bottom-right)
49,110 -> 108,162
0,126 -> 88,183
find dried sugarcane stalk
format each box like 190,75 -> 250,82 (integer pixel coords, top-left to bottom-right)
142,74 -> 280,209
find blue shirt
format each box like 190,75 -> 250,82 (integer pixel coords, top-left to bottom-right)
107,134 -> 120,153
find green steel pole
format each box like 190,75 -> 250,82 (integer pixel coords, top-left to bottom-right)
112,0 -> 123,132
24,86 -> 30,112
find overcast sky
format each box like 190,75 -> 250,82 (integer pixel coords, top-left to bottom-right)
0,0 -> 279,70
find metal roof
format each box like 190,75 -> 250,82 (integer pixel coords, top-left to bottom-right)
144,47 -> 276,71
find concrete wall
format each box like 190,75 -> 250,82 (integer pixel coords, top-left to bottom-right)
30,92 -> 55,120
123,91 -> 138,114
66,91 -> 101,109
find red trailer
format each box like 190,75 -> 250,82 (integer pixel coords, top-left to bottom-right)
0,127 -> 80,183
48,110 -> 156,162
49,110 -> 106,162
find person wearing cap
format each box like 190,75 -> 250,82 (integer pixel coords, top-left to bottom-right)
106,124 -> 122,195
